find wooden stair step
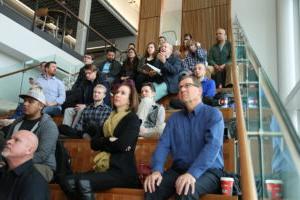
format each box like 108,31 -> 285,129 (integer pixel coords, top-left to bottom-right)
61,138 -> 236,173
50,184 -> 238,200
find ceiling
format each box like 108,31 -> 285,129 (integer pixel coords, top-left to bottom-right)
20,0 -> 134,42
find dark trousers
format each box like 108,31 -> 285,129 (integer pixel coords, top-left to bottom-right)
61,169 -> 140,199
145,168 -> 222,200
212,70 -> 226,88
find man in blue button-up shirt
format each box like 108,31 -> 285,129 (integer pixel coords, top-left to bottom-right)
36,61 -> 65,116
144,75 -> 224,199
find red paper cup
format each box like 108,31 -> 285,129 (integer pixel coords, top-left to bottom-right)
221,177 -> 234,196
265,179 -> 283,200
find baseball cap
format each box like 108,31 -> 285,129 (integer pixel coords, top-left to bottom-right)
19,86 -> 46,105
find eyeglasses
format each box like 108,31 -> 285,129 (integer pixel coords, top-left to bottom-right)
179,83 -> 200,90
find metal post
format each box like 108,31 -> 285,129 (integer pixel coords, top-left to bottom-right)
61,9 -> 68,48
31,0 -> 39,32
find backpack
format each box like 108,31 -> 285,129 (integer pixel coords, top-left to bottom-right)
53,140 -> 72,183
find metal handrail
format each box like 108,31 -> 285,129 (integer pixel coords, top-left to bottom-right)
230,14 -> 258,200
53,0 -> 122,54
235,17 -> 300,154
0,63 -> 76,79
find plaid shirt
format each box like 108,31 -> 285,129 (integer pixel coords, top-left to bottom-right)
182,47 -> 207,71
75,102 -> 112,131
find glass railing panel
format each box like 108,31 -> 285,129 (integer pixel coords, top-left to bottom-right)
0,54 -> 81,116
233,17 -> 300,200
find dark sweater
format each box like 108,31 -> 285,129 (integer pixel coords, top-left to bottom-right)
91,112 -> 141,180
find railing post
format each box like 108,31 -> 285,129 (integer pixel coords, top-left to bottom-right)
84,27 -> 90,55
61,9 -> 68,48
31,0 -> 39,32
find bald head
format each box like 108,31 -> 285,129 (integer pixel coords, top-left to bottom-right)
216,28 -> 226,43
2,130 -> 38,165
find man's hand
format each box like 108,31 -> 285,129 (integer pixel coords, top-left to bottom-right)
75,104 -> 86,111
144,171 -> 163,193
157,53 -> 166,63
175,173 -> 196,195
109,137 -> 118,142
219,64 -> 226,70
214,64 -> 220,72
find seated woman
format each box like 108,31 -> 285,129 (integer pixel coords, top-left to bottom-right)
137,82 -> 166,138
118,48 -> 139,84
60,82 -> 140,200
135,42 -> 163,91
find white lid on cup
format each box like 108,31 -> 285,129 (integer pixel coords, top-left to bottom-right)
265,179 -> 283,184
221,177 -> 234,182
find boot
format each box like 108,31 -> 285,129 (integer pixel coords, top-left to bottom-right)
59,176 -> 77,200
77,179 -> 95,200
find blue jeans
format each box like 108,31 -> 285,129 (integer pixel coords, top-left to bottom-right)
43,106 -> 62,116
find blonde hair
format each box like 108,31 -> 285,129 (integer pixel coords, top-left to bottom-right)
94,84 -> 107,94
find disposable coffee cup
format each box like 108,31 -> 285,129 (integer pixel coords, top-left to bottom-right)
220,177 -> 234,196
265,179 -> 283,200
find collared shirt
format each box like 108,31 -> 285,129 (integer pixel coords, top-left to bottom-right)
202,77 -> 216,98
208,41 -> 232,66
152,103 -> 224,179
182,47 -> 207,71
36,75 -> 66,105
0,160 -> 49,200
75,102 -> 112,131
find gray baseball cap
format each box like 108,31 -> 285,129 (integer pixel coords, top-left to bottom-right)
19,86 -> 46,105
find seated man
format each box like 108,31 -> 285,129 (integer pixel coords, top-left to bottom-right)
182,40 -> 207,72
144,75 -> 224,200
137,82 -> 166,137
0,130 -> 49,200
98,48 -> 122,85
72,54 -> 94,90
59,84 -> 112,139
36,61 -> 66,116
170,63 -> 216,109
5,86 -> 59,182
154,42 -> 182,101
208,28 -> 232,88
63,64 -> 109,128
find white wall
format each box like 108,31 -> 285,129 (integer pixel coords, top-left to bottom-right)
160,0 -> 182,45
232,0 -> 278,90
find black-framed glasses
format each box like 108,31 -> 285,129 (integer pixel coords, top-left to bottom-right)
179,83 -> 200,90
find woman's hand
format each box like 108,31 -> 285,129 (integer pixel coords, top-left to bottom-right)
109,137 -> 118,142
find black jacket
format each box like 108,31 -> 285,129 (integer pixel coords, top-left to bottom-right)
91,112 -> 141,180
0,160 -> 49,200
98,60 -> 122,78
157,54 -> 182,94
